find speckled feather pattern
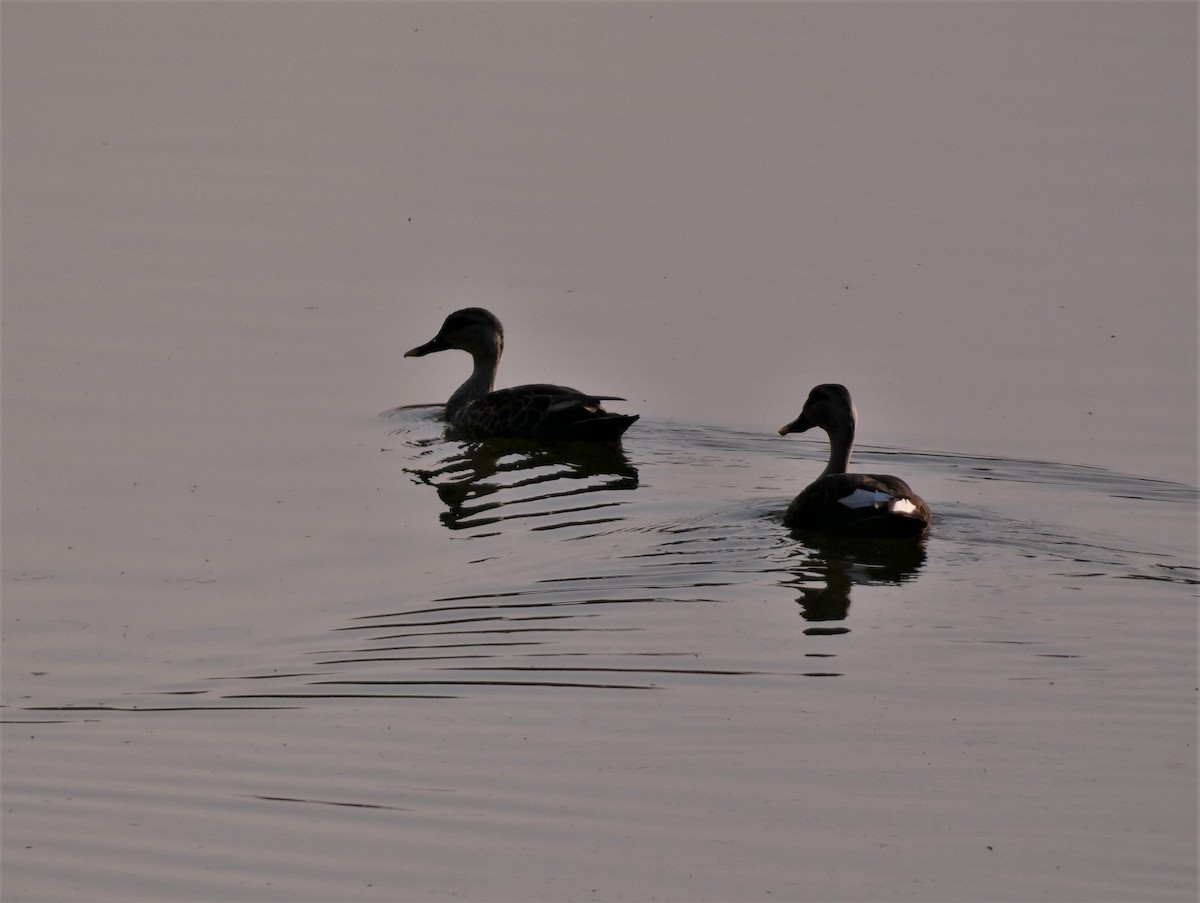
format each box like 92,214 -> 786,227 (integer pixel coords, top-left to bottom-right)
449,387 -> 636,442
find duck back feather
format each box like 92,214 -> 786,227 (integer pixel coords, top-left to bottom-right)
784,473 -> 931,537
455,385 -> 639,442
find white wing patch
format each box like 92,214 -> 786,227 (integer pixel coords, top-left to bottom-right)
837,488 -> 919,514
837,488 -> 894,509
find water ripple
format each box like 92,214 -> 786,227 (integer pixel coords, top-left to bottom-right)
11,417 -> 1194,715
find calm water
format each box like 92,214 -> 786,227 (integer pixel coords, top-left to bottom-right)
3,3 -> 1196,902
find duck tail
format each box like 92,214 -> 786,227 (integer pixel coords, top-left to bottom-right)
538,412 -> 639,443
573,413 -> 640,443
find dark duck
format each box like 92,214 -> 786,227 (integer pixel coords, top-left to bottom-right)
778,384 -> 931,538
405,307 -> 639,442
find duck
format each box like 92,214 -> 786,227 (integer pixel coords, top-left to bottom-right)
778,383 -> 931,538
405,307 -> 639,442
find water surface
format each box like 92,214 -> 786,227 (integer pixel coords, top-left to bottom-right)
3,3 -> 1196,901
4,406 -> 1195,901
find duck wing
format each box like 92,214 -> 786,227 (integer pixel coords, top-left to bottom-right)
784,473 -> 930,538
453,385 -> 639,442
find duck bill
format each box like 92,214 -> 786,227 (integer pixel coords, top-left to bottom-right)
404,335 -> 449,357
778,413 -> 814,436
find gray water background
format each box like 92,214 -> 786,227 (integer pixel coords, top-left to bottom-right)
3,4 -> 1196,901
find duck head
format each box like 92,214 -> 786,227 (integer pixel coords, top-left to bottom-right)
405,307 -> 505,360
779,383 -> 857,436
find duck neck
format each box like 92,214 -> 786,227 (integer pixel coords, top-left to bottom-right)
821,421 -> 855,477
446,345 -> 500,414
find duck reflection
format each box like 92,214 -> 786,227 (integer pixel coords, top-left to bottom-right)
786,534 -> 926,633
405,437 -> 639,532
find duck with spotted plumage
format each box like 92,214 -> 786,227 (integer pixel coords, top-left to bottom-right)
778,384 -> 931,538
405,308 -> 639,442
